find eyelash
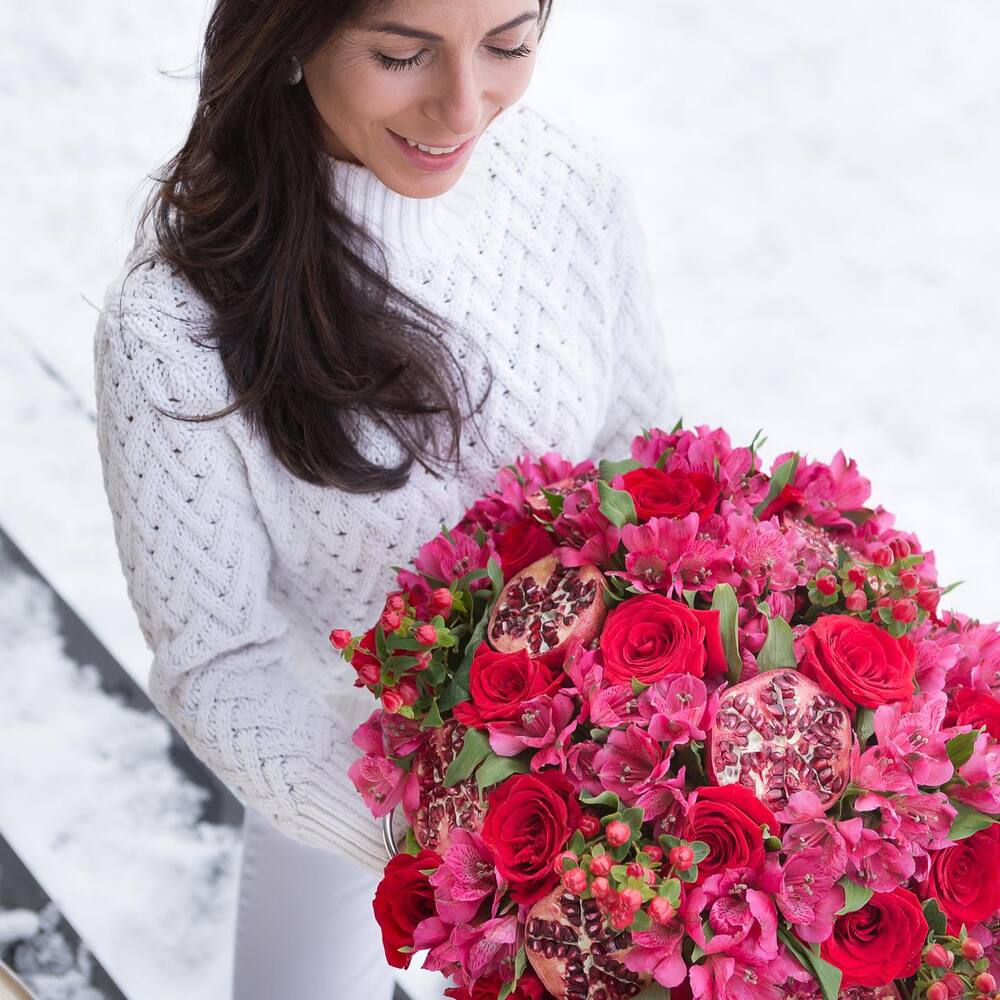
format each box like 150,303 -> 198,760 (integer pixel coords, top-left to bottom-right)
374,42 -> 533,72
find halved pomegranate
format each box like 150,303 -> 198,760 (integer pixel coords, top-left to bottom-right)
526,471 -> 600,521
410,720 -> 486,852
525,889 -> 648,999
487,553 -> 608,667
707,669 -> 852,811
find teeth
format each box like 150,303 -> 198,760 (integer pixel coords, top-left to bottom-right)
404,137 -> 461,155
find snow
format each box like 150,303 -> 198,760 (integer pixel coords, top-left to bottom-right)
1,1 -> 998,997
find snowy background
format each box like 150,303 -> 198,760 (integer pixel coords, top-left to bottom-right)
1,1 -> 998,997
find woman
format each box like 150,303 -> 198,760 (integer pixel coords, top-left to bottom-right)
92,0 -> 681,997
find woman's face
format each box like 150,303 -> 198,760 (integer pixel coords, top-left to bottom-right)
303,0 -> 540,196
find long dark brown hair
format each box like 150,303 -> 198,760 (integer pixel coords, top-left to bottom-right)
127,0 -> 553,493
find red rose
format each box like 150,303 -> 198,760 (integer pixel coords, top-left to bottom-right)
453,646 -> 564,728
621,467 -> 721,524
944,687 -> 1000,740
820,887 -> 928,987
372,849 -> 441,969
683,784 -> 777,883
445,971 -> 546,1000
796,615 -> 916,713
919,825 -> 1000,933
599,594 -> 728,685
495,516 -> 556,579
481,771 -> 583,904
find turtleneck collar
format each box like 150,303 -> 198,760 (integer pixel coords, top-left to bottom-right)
324,136 -> 492,263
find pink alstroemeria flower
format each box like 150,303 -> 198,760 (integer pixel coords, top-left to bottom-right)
429,829 -> 503,925
638,674 -> 716,750
487,692 -> 578,766
623,920 -> 687,988
776,848 -> 845,943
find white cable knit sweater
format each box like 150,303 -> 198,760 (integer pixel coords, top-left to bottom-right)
93,101 -> 682,872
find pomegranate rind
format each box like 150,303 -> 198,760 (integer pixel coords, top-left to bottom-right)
525,888 -> 649,1000
410,720 -> 486,852
487,553 -> 608,667
707,668 -> 852,812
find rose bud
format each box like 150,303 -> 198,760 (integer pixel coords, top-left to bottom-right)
414,624 -> 438,646
619,888 -> 643,911
923,943 -> 952,968
356,660 -> 380,687
562,867 -> 588,895
925,985 -> 947,1000
605,821 -> 631,846
648,897 -> 675,925
899,569 -> 920,590
892,599 -> 917,623
578,812 -> 602,838
890,538 -> 912,559
385,592 -> 406,613
962,938 -> 985,960
977,975 -> 998,994
941,974 -> 964,999
847,565 -> 868,585
589,855 -> 612,878
329,628 -> 353,650
381,688 -> 403,714
397,677 -> 419,706
845,590 -> 868,612
427,587 -> 453,617
669,845 -> 695,871
590,876 -> 611,899
872,544 -> 894,567
815,574 -> 838,596
381,609 -> 402,631
644,845 -> 664,863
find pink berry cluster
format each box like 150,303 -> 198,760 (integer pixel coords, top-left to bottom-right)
921,937 -> 999,1000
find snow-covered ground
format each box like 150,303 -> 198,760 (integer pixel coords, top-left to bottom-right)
1,1 -> 998,997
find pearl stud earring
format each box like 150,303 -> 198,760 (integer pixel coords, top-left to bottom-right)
288,55 -> 303,85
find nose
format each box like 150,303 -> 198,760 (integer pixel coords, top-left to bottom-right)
423,51 -> 487,141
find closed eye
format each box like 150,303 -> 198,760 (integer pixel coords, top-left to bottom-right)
373,42 -> 533,72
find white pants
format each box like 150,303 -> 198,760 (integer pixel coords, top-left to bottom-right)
232,807 -> 451,1000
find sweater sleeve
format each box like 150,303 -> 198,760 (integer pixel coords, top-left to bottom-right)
592,165 -> 684,461
93,257 -> 387,872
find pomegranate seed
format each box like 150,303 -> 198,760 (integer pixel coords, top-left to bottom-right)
815,574 -> 838,596
977,975 -> 998,994
562,867 -> 588,895
899,569 -> 920,590
647,897 -> 675,925
669,845 -> 695,871
925,985 -> 948,1000
605,821 -> 631,846
415,624 -> 438,646
923,943 -> 952,968
578,812 -> 602,838
847,565 -> 868,585
328,628 -> 352,649
619,888 -> 643,911
963,938 -> 985,960
872,544 -> 894,567
644,845 -> 664,863
892,599 -> 917,623
845,590 -> 868,612
589,854 -> 612,878
381,688 -> 403,714
890,538 -> 912,559
552,850 -> 578,875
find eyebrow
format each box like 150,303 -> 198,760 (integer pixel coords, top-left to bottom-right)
368,11 -> 538,43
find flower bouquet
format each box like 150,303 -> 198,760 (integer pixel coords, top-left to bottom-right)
331,421 -> 1000,1000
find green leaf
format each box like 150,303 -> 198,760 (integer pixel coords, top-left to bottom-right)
420,699 -> 444,730
757,612 -> 796,672
681,588 -> 698,609
690,840 -> 710,863
569,829 -> 586,855
946,730 -> 981,769
922,897 -> 948,938
599,458 -> 641,480
710,583 -> 742,685
940,579 -> 964,596
580,790 -> 623,812
840,508 -> 875,526
631,677 -> 651,696
753,453 -> 800,519
835,877 -> 873,916
540,488 -> 565,518
634,984 -> 671,1000
630,910 -> 652,932
444,727 -> 491,787
475,751 -> 531,795
855,707 -> 876,745
598,480 -> 638,528
779,929 -> 842,1000
947,800 -> 996,841
486,556 -> 506,596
